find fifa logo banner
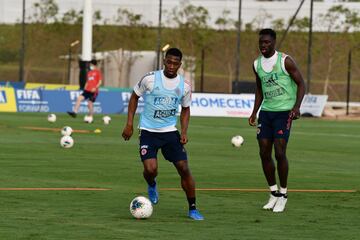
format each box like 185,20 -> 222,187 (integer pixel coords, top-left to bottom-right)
0,87 -> 17,112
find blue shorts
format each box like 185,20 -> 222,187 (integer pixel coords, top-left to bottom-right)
257,110 -> 293,142
139,130 -> 187,162
82,90 -> 98,102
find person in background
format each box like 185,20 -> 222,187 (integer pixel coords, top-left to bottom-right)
67,59 -> 102,118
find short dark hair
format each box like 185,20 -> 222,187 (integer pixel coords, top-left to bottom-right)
259,28 -> 276,40
90,59 -> 98,65
165,48 -> 182,61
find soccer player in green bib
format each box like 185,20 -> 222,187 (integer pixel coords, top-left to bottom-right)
249,28 -> 305,212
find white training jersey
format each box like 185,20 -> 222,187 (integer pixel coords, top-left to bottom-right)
253,51 -> 289,75
134,70 -> 192,133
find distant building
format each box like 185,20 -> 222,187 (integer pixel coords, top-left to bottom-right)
1,0 -> 360,31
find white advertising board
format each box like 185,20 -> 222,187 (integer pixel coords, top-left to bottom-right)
191,93 -> 255,117
190,93 -> 328,118
300,94 -> 328,117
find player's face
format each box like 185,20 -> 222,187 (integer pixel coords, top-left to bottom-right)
259,34 -> 276,58
163,55 -> 182,78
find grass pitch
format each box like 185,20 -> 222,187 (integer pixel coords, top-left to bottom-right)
0,112 -> 359,240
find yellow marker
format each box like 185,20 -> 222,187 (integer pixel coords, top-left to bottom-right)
94,129 -> 102,133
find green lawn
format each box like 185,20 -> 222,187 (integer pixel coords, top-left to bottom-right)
0,112 -> 359,240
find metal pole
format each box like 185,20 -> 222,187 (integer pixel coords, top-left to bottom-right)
307,0 -> 314,93
67,47 -> 72,83
19,0 -> 26,82
200,48 -> 205,92
278,0 -> 306,49
67,40 -> 79,84
156,0 -> 162,70
234,0 -> 242,93
346,49 -> 352,116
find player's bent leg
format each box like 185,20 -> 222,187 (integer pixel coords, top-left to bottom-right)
174,160 -> 204,220
143,158 -> 159,204
87,100 -> 94,117
73,95 -> 84,113
174,160 -> 195,198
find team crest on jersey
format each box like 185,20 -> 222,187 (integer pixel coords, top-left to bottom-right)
257,128 -> 261,135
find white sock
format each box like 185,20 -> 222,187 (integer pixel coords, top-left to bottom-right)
269,185 -> 278,192
280,187 -> 287,195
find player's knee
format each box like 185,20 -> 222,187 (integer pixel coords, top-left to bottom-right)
259,149 -> 271,160
144,167 -> 157,177
275,151 -> 287,162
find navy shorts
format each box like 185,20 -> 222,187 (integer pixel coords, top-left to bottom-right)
82,90 -> 98,102
257,110 -> 293,142
139,130 -> 187,162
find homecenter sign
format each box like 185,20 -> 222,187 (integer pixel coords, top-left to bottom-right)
191,93 -> 255,117
190,93 -> 328,118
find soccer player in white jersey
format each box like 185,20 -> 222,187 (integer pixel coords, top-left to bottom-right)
122,48 -> 204,220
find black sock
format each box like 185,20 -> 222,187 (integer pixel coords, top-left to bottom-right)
148,181 -> 156,187
187,197 -> 196,210
271,191 -> 281,197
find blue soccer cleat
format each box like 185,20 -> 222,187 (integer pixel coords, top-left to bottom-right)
147,183 -> 159,205
188,209 -> 204,220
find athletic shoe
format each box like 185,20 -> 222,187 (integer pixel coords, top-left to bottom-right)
273,195 -> 288,213
147,184 -> 159,205
188,209 -> 204,220
67,111 -> 77,118
263,194 -> 279,210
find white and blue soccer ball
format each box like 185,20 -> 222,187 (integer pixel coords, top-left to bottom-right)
61,126 -> 73,136
102,115 -> 111,125
129,196 -> 153,219
83,115 -> 93,124
47,113 -> 57,123
231,135 -> 244,148
60,135 -> 74,148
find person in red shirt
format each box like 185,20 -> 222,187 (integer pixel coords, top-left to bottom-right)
67,59 -> 102,119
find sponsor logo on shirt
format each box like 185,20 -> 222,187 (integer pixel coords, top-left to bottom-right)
153,109 -> 176,118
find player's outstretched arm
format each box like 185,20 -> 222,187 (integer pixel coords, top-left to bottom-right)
122,91 -> 139,141
180,106 -> 190,144
285,56 -> 305,119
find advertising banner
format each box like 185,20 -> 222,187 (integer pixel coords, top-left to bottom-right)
190,93 -> 255,117
25,83 -> 79,91
0,88 -> 328,118
0,87 -> 17,112
300,95 -> 328,117
13,89 -> 124,114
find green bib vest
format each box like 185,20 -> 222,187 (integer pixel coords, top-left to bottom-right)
256,52 -> 297,111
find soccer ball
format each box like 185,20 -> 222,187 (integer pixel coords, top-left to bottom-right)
231,135 -> 244,147
47,114 -> 56,123
129,196 -> 153,219
60,135 -> 74,148
84,115 -> 93,123
102,115 -> 111,125
61,126 -> 73,136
